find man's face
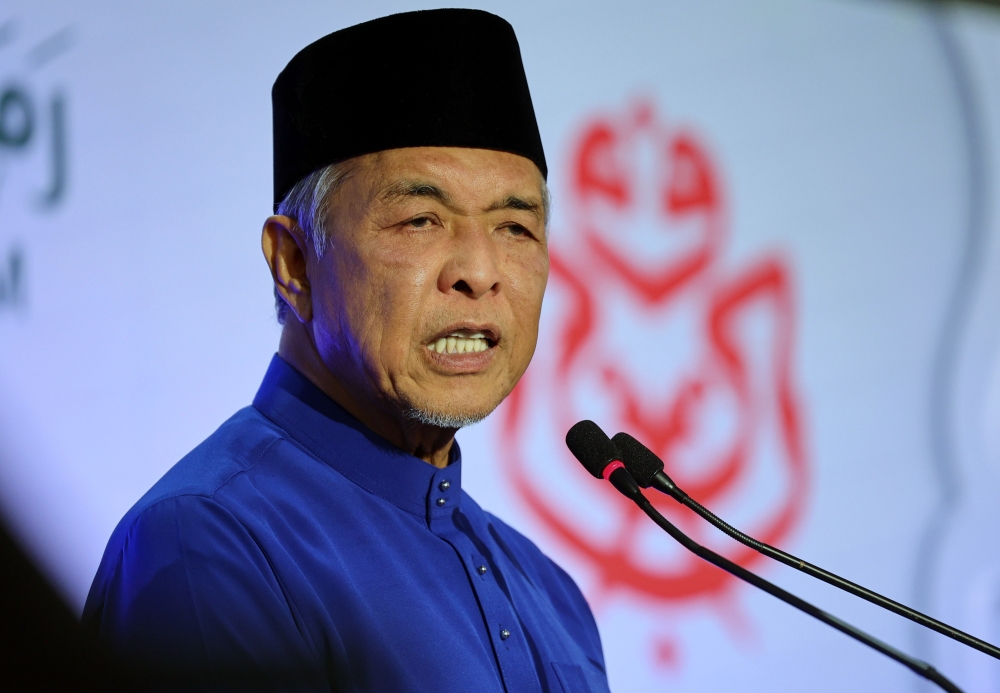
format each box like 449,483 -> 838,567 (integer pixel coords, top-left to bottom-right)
307,147 -> 549,428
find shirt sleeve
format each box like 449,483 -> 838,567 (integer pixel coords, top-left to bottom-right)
87,494 -> 326,692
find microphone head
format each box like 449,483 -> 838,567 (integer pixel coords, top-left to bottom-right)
611,432 -> 664,488
566,420 -> 621,478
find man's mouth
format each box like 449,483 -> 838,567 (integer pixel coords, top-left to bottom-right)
426,329 -> 495,355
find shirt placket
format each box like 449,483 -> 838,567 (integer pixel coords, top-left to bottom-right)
426,467 -> 542,693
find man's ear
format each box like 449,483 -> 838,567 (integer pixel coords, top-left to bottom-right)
262,215 -> 313,323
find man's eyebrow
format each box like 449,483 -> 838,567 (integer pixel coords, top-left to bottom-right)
379,180 -> 453,206
379,181 -> 545,221
486,195 -> 544,220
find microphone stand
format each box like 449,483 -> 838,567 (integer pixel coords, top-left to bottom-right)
600,466 -> 964,693
612,432 -> 1000,661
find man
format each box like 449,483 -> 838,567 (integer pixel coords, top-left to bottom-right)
83,8 -> 610,693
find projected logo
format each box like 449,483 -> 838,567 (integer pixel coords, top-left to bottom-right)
0,20 -> 72,309
501,101 -> 808,637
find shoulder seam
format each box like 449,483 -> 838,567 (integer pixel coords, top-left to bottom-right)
100,435 -> 285,602
208,434 -> 284,502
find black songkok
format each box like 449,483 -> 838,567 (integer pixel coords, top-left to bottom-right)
272,8 -> 547,209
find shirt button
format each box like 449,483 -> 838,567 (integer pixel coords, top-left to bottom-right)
477,565 -> 487,575
436,498 -> 446,507
500,629 -> 511,640
439,480 -> 451,491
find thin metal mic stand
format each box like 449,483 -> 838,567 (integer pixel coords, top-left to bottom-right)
598,463 -> 963,693
612,431 -> 1000,661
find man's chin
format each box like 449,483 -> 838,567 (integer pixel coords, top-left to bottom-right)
402,405 -> 492,430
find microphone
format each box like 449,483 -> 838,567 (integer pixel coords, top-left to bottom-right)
565,420 -> 963,693
565,420 -> 644,502
611,431 -> 1000,662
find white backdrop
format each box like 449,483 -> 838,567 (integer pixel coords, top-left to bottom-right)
3,1 -> 1000,691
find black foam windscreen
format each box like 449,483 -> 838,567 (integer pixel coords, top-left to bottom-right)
612,432 -> 664,488
566,420 -> 620,478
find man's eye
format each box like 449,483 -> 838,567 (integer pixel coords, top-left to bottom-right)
506,225 -> 528,237
408,217 -> 432,228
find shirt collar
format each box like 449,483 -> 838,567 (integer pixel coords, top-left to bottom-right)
252,354 -> 462,520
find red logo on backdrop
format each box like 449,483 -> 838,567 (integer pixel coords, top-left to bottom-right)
501,101 -> 809,623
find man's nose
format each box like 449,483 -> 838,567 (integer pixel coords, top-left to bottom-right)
438,224 -> 501,300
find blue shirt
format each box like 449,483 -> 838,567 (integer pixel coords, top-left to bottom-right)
83,355 -> 610,693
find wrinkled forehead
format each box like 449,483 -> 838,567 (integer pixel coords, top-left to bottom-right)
371,148 -> 544,189
349,147 -> 549,219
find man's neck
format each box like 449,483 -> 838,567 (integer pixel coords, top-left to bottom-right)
276,322 -> 456,468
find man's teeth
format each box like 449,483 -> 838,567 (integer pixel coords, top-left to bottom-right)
427,331 -> 491,354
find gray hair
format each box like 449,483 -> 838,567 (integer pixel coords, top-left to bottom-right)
271,159 -> 551,324
403,405 -> 491,429
273,161 -> 353,323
